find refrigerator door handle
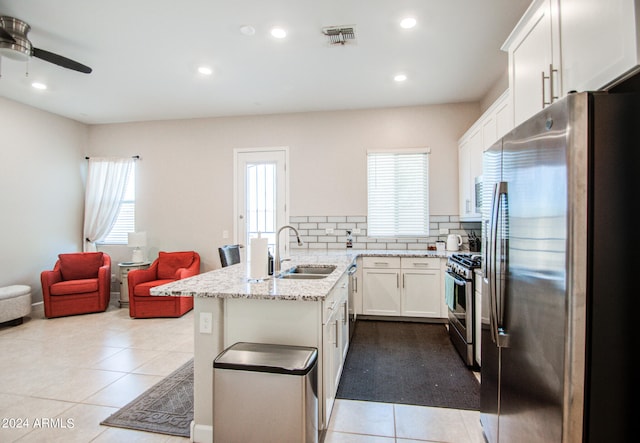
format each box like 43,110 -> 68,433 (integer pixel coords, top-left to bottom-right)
489,181 -> 510,348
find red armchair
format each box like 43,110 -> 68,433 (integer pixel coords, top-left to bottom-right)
41,252 -> 111,318
128,251 -> 200,318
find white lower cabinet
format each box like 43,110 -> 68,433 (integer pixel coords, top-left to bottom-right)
363,268 -> 401,315
322,272 -> 348,425
362,256 -> 444,319
402,258 -> 442,318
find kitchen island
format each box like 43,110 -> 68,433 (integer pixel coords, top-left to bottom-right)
151,250 -> 450,442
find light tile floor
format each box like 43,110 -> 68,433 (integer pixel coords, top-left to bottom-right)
0,300 -> 484,442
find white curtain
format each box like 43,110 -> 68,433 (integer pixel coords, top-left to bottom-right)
83,157 -> 134,252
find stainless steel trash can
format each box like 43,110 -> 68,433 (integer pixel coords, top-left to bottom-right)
213,342 -> 318,443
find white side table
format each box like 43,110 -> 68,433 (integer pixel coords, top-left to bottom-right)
118,262 -> 151,308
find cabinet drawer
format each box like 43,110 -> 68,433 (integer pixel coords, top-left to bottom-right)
323,274 -> 348,323
401,257 -> 440,269
362,257 -> 401,269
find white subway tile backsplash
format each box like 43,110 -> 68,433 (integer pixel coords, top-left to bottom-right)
289,215 -> 481,251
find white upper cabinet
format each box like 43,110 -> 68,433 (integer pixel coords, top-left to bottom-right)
504,0 -> 562,128
494,92 -> 513,143
504,0 -> 640,127
458,90 -> 510,221
560,0 -> 640,92
458,126 -> 482,221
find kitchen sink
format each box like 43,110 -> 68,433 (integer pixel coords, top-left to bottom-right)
288,265 -> 336,275
276,265 -> 336,280
278,273 -> 327,280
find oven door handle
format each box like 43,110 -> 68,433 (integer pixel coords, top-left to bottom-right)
446,270 -> 468,285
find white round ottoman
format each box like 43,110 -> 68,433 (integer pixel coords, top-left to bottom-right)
0,285 -> 32,326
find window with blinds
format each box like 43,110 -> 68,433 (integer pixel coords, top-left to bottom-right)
367,149 -> 430,237
99,167 -> 135,244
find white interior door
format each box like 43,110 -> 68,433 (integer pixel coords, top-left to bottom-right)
234,148 -> 288,262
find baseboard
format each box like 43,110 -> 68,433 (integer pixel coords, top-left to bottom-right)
30,301 -> 44,318
357,315 -> 447,324
191,422 -> 212,443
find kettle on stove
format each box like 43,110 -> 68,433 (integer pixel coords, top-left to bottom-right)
446,234 -> 462,251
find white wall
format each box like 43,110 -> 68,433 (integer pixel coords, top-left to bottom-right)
88,103 -> 479,271
0,97 -> 88,303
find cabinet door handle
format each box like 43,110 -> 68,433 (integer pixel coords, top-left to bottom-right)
549,64 -> 559,102
397,272 -> 400,288
335,321 -> 339,348
542,65 -> 559,108
402,273 -> 405,288
374,262 -> 389,266
343,302 -> 348,325
542,70 -> 551,108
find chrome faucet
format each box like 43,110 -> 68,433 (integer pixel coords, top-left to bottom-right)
275,225 -> 304,273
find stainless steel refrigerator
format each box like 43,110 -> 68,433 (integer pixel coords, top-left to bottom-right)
481,91 -> 637,443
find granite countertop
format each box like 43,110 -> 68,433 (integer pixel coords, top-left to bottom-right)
150,249 -> 459,302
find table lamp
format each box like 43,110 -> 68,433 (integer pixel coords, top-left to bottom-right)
128,231 -> 147,263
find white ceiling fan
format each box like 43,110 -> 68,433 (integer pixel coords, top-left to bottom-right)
0,15 -> 92,74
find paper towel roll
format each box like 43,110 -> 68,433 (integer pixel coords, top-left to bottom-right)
249,237 -> 268,280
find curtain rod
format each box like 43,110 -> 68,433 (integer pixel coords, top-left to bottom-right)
85,155 -> 140,160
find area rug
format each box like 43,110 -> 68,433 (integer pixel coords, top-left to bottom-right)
336,320 -> 479,410
101,358 -> 193,437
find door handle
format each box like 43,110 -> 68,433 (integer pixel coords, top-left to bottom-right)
489,181 -> 510,348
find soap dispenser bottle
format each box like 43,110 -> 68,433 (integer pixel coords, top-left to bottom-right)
346,230 -> 353,248
267,247 -> 274,275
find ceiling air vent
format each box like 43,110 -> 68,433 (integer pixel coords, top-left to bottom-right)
322,25 -> 356,45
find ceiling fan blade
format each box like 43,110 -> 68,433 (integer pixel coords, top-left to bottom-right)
31,47 -> 92,74
0,26 -> 16,43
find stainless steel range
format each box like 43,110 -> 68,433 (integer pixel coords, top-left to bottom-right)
445,253 -> 482,367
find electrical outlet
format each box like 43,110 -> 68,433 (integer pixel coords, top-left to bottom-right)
352,228 -> 361,234
325,228 -> 334,234
199,312 -> 212,334
439,228 -> 449,235
222,230 -> 229,239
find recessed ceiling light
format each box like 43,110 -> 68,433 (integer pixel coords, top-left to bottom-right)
198,66 -> 213,76
394,74 -> 407,82
270,27 -> 287,39
31,82 -> 47,90
240,25 -> 256,36
400,17 -> 417,29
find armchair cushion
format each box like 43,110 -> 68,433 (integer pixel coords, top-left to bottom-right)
133,279 -> 176,297
157,251 -> 197,279
50,279 -> 99,295
58,252 -> 104,280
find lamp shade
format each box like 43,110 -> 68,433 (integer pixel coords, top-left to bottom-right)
127,231 -> 147,248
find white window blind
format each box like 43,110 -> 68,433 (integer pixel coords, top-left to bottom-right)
367,149 -> 430,237
99,167 -> 135,244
